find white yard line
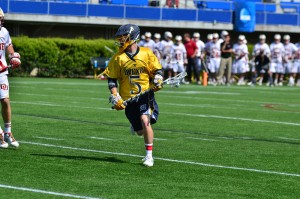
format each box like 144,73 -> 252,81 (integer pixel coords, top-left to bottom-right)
278,137 -> 300,141
153,138 -> 168,141
88,137 -> 114,141
34,136 -> 64,141
0,184 -> 102,199
185,137 -> 217,141
20,141 -> 300,178
217,137 -> 234,140
161,90 -> 240,95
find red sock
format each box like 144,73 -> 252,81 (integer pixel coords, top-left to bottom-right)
145,143 -> 153,157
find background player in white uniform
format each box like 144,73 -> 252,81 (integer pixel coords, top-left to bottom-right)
171,35 -> 187,76
0,8 -> 21,148
138,32 -> 155,51
153,33 -> 163,63
253,34 -> 271,57
161,31 -> 174,78
283,35 -> 298,86
295,42 -> 300,86
232,35 -> 248,85
208,33 -> 221,84
204,34 -> 213,75
270,34 -> 285,86
193,32 -> 205,76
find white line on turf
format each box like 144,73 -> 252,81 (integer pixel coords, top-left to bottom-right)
154,138 -> 168,141
217,137 -> 234,140
0,184 -> 102,199
185,137 -> 217,141
12,101 -> 300,126
161,90 -> 240,95
278,137 -> 300,141
88,137 -> 114,141
20,141 -> 300,178
34,136 -> 64,141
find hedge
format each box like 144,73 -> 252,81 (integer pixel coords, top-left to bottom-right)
11,37 -> 117,77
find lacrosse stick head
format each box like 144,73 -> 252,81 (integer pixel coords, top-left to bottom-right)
163,72 -> 187,87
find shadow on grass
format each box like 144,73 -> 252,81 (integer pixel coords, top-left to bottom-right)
31,154 -> 126,163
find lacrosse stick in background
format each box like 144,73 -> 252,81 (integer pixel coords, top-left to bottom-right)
112,72 -> 187,108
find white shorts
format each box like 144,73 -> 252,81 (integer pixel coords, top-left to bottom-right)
161,56 -> 172,70
0,75 -> 9,99
208,58 -> 220,73
294,60 -> 300,73
171,62 -> 185,73
284,62 -> 297,74
270,62 -> 284,73
232,60 -> 247,74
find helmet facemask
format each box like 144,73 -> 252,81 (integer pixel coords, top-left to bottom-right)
115,34 -> 138,53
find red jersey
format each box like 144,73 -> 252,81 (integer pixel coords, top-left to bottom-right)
184,40 -> 198,58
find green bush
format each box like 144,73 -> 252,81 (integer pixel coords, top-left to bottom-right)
11,37 -> 116,77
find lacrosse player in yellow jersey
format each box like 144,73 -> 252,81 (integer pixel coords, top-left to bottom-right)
103,24 -> 163,167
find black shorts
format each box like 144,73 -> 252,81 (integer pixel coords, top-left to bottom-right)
125,92 -> 159,132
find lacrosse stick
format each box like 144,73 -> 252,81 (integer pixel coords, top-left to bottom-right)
111,72 -> 187,108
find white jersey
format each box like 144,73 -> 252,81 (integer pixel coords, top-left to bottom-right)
194,40 -> 205,57
253,43 -> 270,56
0,27 -> 11,76
294,43 -> 300,61
138,39 -> 155,51
153,41 -> 163,61
233,43 -> 248,61
209,42 -> 221,59
283,42 -> 298,61
270,42 -> 285,63
161,40 -> 174,57
171,43 -> 186,65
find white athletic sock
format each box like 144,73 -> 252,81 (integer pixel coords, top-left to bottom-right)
145,143 -> 153,158
4,123 -> 11,133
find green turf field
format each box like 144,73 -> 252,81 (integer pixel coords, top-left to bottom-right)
1,77 -> 300,199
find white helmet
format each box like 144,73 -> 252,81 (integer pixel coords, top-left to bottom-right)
274,34 -> 281,40
213,33 -> 219,39
0,8 -> 4,28
154,33 -> 161,39
141,35 -> 145,40
259,34 -> 266,40
207,34 -> 213,40
283,34 -> 290,41
193,32 -> 200,38
145,32 -> 151,38
175,35 -> 182,41
221,30 -> 229,38
164,31 -> 173,39
238,35 -> 245,41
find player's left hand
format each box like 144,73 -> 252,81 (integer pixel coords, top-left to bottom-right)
153,74 -> 163,92
9,52 -> 21,69
109,93 -> 126,111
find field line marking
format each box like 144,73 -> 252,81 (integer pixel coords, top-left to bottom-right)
88,137 -> 114,141
34,136 -> 64,141
153,138 -> 168,141
278,137 -> 300,141
0,184 -> 102,199
185,137 -> 217,141
20,141 -> 300,178
165,112 -> 300,126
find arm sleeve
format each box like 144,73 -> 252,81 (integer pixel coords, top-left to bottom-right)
108,78 -> 118,89
5,31 -> 12,48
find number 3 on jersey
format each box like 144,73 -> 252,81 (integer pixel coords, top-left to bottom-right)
129,75 -> 141,94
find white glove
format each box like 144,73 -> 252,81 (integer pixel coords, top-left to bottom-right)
109,93 -> 125,111
153,74 -> 163,87
9,52 -> 21,69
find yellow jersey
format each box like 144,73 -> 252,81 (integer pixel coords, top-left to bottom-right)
104,47 -> 162,100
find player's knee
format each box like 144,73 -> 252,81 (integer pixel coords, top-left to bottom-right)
1,98 -> 10,106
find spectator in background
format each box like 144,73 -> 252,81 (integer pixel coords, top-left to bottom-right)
171,35 -> 187,76
138,32 -> 155,51
204,34 -> 213,76
232,35 -> 248,85
251,49 -> 271,86
153,33 -> 163,63
161,31 -> 174,78
216,33 -> 233,86
270,34 -> 285,86
253,34 -> 270,57
295,40 -> 300,87
207,33 -> 221,84
219,30 -> 229,45
193,32 -> 205,81
283,34 -> 298,86
184,33 -> 199,84
166,0 -> 179,8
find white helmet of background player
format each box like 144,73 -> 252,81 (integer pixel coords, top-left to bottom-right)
0,8 -> 4,29
274,34 -> 281,41
283,34 -> 290,41
238,35 -> 245,42
154,33 -> 161,40
259,34 -> 266,43
164,31 -> 173,40
145,32 -> 152,38
193,32 -> 200,38
175,35 -> 182,42
221,30 -> 229,39
207,34 -> 213,40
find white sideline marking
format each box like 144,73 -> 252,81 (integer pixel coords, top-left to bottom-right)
165,112 -> 300,126
154,138 -> 168,141
162,90 -> 240,95
12,101 -> 300,126
34,136 -> 64,141
20,141 -> 300,178
217,137 -> 234,140
88,137 -> 114,141
278,137 -> 300,141
0,184 -> 102,199
185,137 -> 217,142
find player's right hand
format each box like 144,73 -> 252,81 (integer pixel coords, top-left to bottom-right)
9,52 -> 21,69
109,93 -> 126,111
153,74 -> 163,92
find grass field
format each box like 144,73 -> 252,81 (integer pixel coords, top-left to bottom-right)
1,77 -> 300,199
